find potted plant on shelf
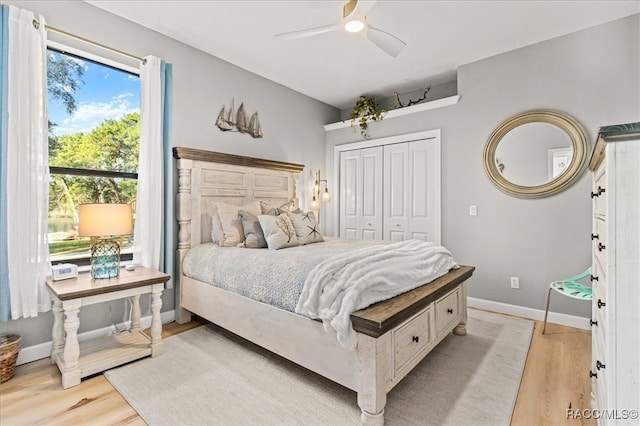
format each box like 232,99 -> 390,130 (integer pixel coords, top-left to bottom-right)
350,96 -> 385,139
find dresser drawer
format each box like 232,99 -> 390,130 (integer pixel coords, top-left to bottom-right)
393,307 -> 432,375
591,260 -> 607,305
435,288 -> 461,339
592,218 -> 608,267
593,162 -> 607,217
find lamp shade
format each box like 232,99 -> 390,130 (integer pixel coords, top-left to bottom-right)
78,203 -> 133,237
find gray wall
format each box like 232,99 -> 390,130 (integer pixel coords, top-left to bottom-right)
1,0 -> 339,348
325,14 -> 639,318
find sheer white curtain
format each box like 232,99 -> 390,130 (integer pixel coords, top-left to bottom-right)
5,5 -> 51,319
133,56 -> 163,270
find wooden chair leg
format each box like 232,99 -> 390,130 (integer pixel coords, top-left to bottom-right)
542,287 -> 553,335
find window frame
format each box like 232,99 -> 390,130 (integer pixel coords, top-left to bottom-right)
46,41 -> 140,266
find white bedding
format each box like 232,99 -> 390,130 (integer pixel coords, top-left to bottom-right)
183,238 -> 458,347
182,237 -> 385,312
296,239 -> 459,348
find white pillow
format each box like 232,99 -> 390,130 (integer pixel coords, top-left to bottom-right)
257,214 -> 299,250
211,200 -> 261,247
287,211 -> 324,245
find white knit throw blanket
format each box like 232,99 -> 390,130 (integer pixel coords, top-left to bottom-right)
295,239 -> 459,349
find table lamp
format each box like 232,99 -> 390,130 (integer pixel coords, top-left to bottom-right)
78,203 -> 133,279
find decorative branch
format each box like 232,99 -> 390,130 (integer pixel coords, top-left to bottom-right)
393,91 -> 404,108
407,87 -> 431,106
392,87 -> 432,109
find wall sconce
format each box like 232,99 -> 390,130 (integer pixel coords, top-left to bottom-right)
78,203 -> 133,279
311,169 -> 330,223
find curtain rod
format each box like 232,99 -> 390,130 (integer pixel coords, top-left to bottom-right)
32,19 -> 144,64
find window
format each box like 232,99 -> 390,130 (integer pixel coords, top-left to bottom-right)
47,48 -> 140,265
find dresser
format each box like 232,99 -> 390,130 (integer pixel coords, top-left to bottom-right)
588,122 -> 639,424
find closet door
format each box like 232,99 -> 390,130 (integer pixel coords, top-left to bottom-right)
383,143 -> 410,241
339,147 -> 383,239
383,139 -> 441,244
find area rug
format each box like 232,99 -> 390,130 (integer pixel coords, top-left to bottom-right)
105,308 -> 533,425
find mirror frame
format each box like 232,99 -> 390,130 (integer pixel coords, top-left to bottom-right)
483,110 -> 589,198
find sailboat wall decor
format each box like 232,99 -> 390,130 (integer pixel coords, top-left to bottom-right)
215,99 -> 263,138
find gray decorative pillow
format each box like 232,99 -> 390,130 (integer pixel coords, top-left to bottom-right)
287,211 -> 324,245
258,214 -> 298,250
211,200 -> 261,247
238,210 -> 267,248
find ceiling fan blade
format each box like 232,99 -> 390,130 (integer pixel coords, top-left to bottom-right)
343,0 -> 358,18
344,0 -> 378,18
366,24 -> 406,57
274,24 -> 340,40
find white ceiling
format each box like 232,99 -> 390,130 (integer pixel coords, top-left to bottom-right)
86,0 -> 639,110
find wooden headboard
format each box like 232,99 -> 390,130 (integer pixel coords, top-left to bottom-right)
172,147 -> 304,321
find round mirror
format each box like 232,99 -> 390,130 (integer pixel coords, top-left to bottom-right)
483,110 -> 589,198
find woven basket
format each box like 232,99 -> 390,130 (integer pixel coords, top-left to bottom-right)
0,333 -> 21,384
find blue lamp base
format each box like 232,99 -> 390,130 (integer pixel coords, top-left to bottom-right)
90,238 -> 121,279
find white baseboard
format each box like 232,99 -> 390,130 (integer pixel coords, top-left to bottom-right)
468,297 -> 591,331
17,299 -> 590,366
16,310 -> 176,366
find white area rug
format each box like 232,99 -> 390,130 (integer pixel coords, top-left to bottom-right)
105,309 -> 533,425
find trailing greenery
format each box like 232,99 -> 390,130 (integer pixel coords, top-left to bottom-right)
350,96 -> 385,139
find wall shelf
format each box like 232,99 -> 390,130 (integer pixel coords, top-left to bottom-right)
324,95 -> 460,132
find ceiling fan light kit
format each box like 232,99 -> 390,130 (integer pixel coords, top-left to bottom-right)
274,0 -> 406,58
344,19 -> 365,33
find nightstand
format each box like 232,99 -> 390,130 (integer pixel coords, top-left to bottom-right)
46,266 -> 170,389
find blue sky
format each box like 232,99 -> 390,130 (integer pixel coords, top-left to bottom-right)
48,51 -> 140,136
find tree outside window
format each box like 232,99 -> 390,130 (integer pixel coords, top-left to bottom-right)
47,49 -> 140,264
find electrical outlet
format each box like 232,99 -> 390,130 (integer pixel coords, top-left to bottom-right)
510,276 -> 520,289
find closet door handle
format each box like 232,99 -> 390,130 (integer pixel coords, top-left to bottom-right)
596,360 -> 606,370
590,275 -> 599,282
412,336 -> 419,343
590,319 -> 598,327
597,299 -> 606,309
590,370 -> 598,379
447,308 -> 453,314
598,243 -> 606,252
591,233 -> 599,240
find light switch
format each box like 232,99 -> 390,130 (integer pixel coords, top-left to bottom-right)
469,205 -> 477,216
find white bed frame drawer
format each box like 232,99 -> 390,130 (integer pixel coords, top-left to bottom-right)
435,287 -> 461,339
393,307 -> 433,375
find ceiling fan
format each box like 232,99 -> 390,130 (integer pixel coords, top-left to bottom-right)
274,0 -> 406,58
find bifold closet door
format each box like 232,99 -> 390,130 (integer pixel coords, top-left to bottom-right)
339,146 -> 383,239
383,139 -> 441,244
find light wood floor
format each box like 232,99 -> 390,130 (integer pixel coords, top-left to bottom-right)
0,313 -> 593,426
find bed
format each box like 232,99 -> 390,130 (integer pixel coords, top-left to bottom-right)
173,147 -> 475,425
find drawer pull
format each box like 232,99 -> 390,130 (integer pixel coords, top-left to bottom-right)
596,360 -> 606,370
447,308 -> 453,314
590,370 -> 598,379
591,233 -> 599,240
590,319 -> 598,327
597,299 -> 606,309
412,336 -> 419,343
590,186 -> 606,198
590,275 -> 599,282
598,242 -> 606,252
